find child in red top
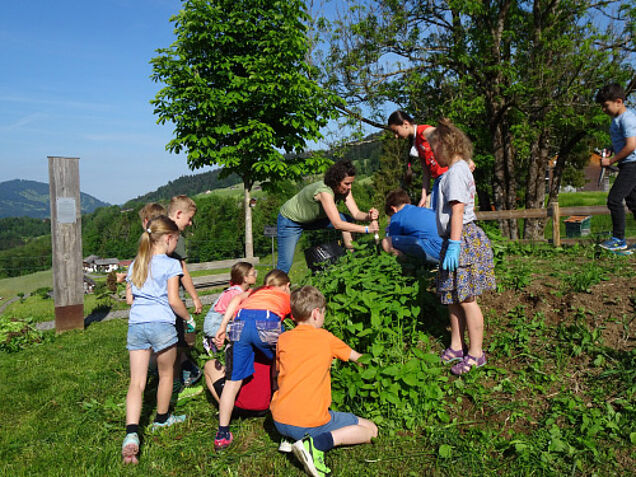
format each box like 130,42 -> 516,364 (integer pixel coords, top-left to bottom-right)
388,110 -> 448,209
212,269 -> 291,451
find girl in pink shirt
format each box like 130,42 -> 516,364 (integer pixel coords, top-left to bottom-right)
202,261 -> 257,354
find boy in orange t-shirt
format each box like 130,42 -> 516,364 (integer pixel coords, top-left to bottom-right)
270,286 -> 377,477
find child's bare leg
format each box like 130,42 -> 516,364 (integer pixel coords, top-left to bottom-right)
331,417 -> 378,446
204,359 -> 225,404
155,345 -> 177,415
341,231 -> 353,249
460,297 -> 484,357
218,379 -> 243,426
448,303 -> 466,351
126,349 -> 151,425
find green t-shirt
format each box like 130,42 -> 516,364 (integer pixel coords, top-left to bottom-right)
171,235 -> 187,262
280,181 -> 337,223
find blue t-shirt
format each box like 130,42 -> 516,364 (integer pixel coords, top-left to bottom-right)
388,204 -> 443,259
610,108 -> 636,164
126,254 -> 183,325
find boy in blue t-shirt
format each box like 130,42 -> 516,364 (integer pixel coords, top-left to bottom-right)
595,83 -> 636,251
381,189 -> 443,263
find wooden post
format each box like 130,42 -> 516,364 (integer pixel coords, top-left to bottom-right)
48,156 -> 84,332
551,202 -> 561,248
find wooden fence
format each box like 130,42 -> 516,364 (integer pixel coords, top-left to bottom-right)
475,204 -> 629,247
190,257 -> 259,289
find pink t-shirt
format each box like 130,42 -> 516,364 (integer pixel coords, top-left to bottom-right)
214,285 -> 245,314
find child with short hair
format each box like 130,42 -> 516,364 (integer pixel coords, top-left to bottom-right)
202,261 -> 258,354
382,189 -> 443,263
595,83 -> 636,251
430,119 -> 496,375
122,215 -> 190,464
139,202 -> 167,228
270,285 -> 378,477
212,269 -> 292,450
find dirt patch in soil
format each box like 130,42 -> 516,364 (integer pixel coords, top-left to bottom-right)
481,275 -> 636,352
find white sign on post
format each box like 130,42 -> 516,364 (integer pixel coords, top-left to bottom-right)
56,197 -> 77,224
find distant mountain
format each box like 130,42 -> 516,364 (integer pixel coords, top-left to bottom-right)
0,179 -> 110,219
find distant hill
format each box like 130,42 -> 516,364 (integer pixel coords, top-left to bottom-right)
122,133 -> 384,206
0,179 -> 110,219
123,168 -> 242,207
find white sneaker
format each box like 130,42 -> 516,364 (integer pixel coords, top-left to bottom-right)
278,438 -> 293,453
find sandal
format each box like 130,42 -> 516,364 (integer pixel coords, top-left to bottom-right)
122,432 -> 139,465
440,347 -> 465,364
451,353 -> 487,375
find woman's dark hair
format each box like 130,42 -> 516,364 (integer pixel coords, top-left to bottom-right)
324,159 -> 356,190
388,111 -> 416,185
387,110 -> 413,126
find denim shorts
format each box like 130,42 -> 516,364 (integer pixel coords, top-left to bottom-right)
127,321 -> 178,353
274,411 -> 359,441
225,309 -> 282,381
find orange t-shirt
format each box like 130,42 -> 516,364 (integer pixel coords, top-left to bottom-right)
270,324 -> 352,427
237,287 -> 291,319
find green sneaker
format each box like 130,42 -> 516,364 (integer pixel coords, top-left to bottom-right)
150,414 -> 186,432
177,384 -> 203,402
292,436 -> 331,477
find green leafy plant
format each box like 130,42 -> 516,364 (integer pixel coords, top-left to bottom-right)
305,244 -> 450,430
0,315 -> 46,352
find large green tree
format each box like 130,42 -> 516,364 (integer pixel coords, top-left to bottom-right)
317,0 -> 634,239
151,0 -> 340,257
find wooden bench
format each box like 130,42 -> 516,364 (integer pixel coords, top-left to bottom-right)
189,257 -> 259,289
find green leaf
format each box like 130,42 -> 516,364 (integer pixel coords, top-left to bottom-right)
438,444 -> 452,459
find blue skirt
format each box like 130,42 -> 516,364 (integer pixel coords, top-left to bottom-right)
436,222 -> 496,304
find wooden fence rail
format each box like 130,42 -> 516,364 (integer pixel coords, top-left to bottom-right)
475,204 -> 630,247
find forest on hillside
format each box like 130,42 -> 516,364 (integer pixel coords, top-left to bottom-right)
0,142 -> 380,278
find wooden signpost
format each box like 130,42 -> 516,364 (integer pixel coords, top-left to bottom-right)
48,156 -> 84,332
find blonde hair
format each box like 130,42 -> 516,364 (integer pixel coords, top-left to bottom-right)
248,269 -> 291,298
168,195 -> 197,217
230,261 -> 254,286
429,118 -> 473,162
138,202 -> 166,225
130,215 -> 179,289
290,285 -> 326,322
263,269 -> 290,287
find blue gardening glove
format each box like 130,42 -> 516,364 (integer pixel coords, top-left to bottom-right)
442,240 -> 462,271
185,315 -> 196,333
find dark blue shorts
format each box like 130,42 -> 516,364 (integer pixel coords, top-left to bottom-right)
225,309 -> 282,381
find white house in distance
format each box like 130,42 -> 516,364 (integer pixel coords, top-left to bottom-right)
83,255 -> 121,273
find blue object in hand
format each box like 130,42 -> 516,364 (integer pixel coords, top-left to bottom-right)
442,240 -> 462,271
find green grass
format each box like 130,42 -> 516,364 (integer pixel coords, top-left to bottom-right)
0,270 -> 52,303
1,243 -> 634,475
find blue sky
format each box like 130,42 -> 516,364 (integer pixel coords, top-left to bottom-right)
0,0 -> 382,206
0,0 -> 212,205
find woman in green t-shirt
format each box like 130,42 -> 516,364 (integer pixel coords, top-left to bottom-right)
277,160 -> 379,272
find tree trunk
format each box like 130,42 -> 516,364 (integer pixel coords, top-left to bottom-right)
524,132 -> 550,239
244,184 -> 253,259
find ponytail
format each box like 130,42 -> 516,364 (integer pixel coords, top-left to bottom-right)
130,215 -> 179,289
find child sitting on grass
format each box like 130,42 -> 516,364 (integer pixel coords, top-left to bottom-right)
202,261 -> 257,355
270,285 -> 377,477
